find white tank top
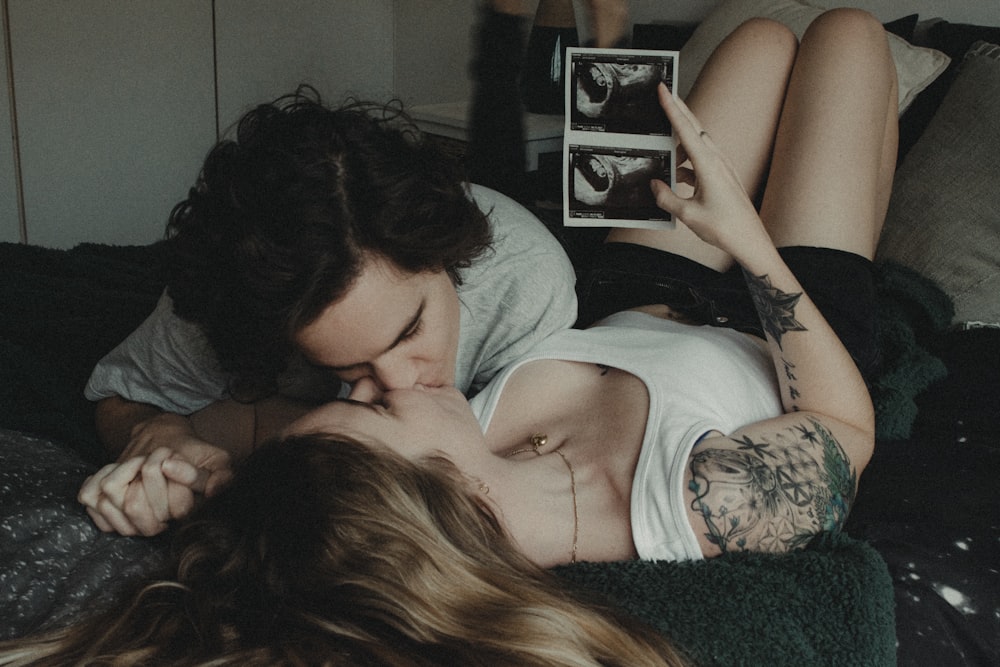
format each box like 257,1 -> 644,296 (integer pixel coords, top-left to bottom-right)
468,310 -> 782,561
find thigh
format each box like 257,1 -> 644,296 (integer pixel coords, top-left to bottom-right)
760,9 -> 898,258
607,18 -> 797,271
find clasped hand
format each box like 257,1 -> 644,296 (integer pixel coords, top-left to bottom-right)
77,413 -> 233,536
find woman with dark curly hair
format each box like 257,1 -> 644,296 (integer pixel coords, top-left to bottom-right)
79,87 -> 577,538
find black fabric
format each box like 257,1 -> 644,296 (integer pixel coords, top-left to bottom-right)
925,20 -> 1000,62
0,242 -> 166,464
466,6 -> 530,203
576,243 -> 882,385
632,22 -> 697,51
846,327 -> 1000,666
883,13 -> 919,41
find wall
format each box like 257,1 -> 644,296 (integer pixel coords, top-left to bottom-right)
214,1 -> 394,134
1,0 -> 394,248
627,0 -> 998,30
2,0 -> 997,248
6,1 -> 216,247
1,4 -> 19,242
396,0 -> 999,109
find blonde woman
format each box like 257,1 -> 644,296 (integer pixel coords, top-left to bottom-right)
0,434 -> 688,667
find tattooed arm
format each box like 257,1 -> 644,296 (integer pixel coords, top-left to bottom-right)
679,257 -> 874,556
650,88 -> 873,429
684,414 -> 868,556
680,243 -> 875,557
649,90 -> 875,555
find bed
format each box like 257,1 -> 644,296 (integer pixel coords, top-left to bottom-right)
1,1 -> 997,664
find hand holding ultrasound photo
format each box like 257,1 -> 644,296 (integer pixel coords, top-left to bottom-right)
563,48 -> 679,229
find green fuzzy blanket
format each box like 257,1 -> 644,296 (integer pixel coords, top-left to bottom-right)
556,533 -> 895,666
1,241 -> 954,663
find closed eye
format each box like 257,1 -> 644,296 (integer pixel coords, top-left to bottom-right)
400,317 -> 423,342
326,302 -> 426,376
340,398 -> 386,413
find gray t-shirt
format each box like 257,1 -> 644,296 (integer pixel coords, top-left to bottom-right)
84,185 -> 577,412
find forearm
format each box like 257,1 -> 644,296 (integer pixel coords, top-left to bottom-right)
192,396 -> 315,452
93,395 -> 165,459
182,395 -> 314,457
646,90 -> 874,435
96,391 -> 315,464
95,394 -> 252,462
738,243 -> 874,435
85,396 -> 243,536
249,395 -> 315,446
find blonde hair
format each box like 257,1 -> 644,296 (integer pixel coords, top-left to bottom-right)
0,435 -> 688,667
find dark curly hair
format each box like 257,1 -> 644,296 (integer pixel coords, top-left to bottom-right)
164,86 -> 492,400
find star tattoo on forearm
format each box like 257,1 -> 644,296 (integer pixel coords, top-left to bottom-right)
743,270 -> 807,348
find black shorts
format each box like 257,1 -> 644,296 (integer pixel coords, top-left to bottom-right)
577,243 -> 881,385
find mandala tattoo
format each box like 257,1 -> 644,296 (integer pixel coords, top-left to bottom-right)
688,418 -> 857,554
744,271 -> 807,348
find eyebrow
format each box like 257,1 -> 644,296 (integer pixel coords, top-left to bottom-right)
327,300 -> 425,373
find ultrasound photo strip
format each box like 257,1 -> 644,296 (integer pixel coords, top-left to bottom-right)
563,47 -> 680,230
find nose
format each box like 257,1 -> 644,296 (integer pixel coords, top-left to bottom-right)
347,376 -> 384,404
370,355 -> 421,391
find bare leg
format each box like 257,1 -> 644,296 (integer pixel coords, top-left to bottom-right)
607,18 -> 797,270
489,0 -> 531,16
584,0 -> 631,48
760,8 -> 898,258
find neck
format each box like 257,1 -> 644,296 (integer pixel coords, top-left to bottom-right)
481,450 -> 579,568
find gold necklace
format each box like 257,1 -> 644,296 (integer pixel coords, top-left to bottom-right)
505,434 -> 578,564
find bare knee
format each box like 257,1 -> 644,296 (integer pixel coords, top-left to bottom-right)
736,16 -> 797,45
804,9 -> 896,89
808,6 -> 883,35
804,9 -> 891,62
730,17 -> 798,68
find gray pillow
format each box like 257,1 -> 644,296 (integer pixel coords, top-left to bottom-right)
877,42 -> 1000,326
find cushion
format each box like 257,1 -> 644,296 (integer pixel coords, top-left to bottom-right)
897,20 -> 1000,160
677,0 -> 950,114
923,19 -> 1000,61
876,41 -> 1000,326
